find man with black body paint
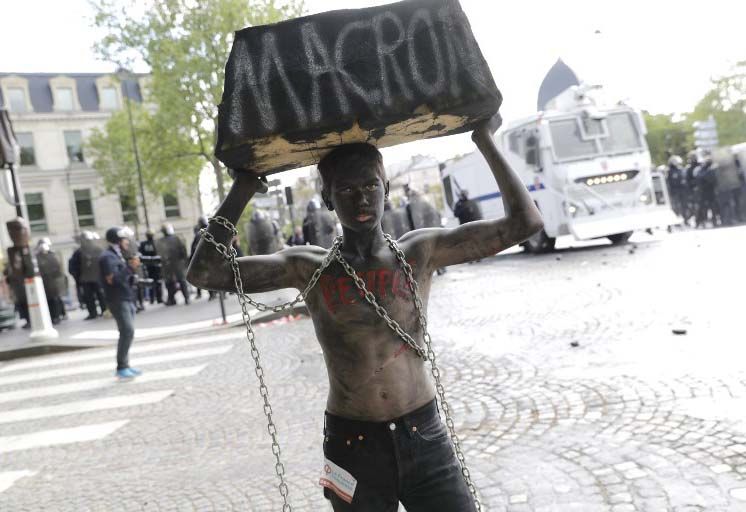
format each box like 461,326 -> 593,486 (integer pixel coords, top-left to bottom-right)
188,121 -> 543,511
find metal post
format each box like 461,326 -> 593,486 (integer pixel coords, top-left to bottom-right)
8,163 -> 23,217
121,76 -> 150,230
65,164 -> 80,239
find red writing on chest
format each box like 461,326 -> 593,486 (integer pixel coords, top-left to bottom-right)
319,268 -> 413,313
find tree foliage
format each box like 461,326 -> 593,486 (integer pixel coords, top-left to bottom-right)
643,112 -> 692,166
644,61 -> 746,164
91,0 -> 305,199
87,100 -> 203,198
690,60 -> 746,147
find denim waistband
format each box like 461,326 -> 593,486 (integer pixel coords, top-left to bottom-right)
324,398 -> 439,436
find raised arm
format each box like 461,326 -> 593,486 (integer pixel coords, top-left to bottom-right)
187,172 -> 323,294
407,120 -> 544,268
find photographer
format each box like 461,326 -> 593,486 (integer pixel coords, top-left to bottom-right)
99,226 -> 141,380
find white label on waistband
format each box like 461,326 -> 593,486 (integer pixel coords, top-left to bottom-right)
319,456 -> 357,504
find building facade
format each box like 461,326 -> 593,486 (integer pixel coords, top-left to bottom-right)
386,154 -> 445,211
0,72 -> 202,296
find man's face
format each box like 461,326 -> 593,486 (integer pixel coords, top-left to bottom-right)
326,164 -> 386,232
119,238 -> 131,252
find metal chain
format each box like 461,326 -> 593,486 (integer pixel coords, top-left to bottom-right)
201,215 -> 481,510
332,249 -> 427,361
199,219 -> 341,512
334,233 -> 483,511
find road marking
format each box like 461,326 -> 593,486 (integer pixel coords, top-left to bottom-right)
0,420 -> 128,454
0,365 -> 206,405
0,332 -> 242,373
0,390 -> 174,425
0,470 -> 37,493
71,312 -> 247,340
0,345 -> 233,386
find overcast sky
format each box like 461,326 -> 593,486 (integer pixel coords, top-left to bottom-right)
3,0 -> 745,185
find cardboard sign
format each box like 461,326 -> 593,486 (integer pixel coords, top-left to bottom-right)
216,0 -> 501,174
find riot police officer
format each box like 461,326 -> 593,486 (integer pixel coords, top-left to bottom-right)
158,224 -> 190,305
666,155 -> 686,218
138,229 -> 163,304
79,231 -> 106,319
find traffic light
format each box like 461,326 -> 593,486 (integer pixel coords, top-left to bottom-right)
285,186 -> 294,206
693,115 -> 719,150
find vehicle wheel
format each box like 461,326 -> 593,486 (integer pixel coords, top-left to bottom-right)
607,231 -> 633,245
524,229 -> 556,254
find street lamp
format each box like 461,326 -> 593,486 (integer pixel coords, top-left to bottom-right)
117,68 -> 150,231
0,108 -> 24,218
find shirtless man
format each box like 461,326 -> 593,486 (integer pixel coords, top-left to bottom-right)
187,122 -> 543,511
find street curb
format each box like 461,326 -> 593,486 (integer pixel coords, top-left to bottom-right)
0,303 -> 309,363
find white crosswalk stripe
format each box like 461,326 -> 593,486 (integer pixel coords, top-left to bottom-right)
0,365 -> 206,405
0,345 -> 233,386
0,331 -> 237,494
0,332 -> 241,373
0,470 -> 38,492
0,389 -> 174,424
0,420 -> 129,454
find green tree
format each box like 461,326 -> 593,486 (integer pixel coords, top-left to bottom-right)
643,112 -> 692,165
689,61 -> 746,147
91,0 -> 305,201
87,100 -> 203,200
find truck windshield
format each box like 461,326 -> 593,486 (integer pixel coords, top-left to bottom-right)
549,112 -> 643,161
600,112 -> 642,153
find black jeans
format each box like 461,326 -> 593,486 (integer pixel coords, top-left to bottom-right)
322,399 -> 476,512
82,281 -> 106,316
110,300 -> 135,370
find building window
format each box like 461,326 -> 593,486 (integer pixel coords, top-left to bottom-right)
55,87 -> 74,111
16,132 -> 35,166
25,193 -> 47,233
74,189 -> 95,227
7,87 -> 28,113
119,193 -> 138,224
99,86 -> 119,110
163,193 -> 181,218
64,130 -> 84,163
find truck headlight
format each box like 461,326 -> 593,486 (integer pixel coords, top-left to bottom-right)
639,191 -> 652,205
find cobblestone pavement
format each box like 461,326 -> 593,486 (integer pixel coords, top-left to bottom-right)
1,226 -> 745,511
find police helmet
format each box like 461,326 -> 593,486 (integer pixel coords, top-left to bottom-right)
668,155 -> 684,167
105,226 -> 132,244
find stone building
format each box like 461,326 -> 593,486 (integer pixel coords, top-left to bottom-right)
386,154 -> 445,211
0,72 -> 202,297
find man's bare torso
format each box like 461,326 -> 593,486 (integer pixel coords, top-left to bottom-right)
303,240 -> 435,421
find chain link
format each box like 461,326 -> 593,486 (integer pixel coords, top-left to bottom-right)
335,233 -> 483,511
201,216 -> 481,511
200,218 -> 341,512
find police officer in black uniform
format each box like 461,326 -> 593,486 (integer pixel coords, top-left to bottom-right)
138,229 -> 162,304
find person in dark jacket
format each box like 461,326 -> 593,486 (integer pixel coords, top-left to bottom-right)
80,231 -> 106,319
381,198 -> 408,238
68,243 -> 84,310
404,186 -> 447,274
695,154 -> 720,228
684,151 -> 700,226
100,226 -> 141,379
666,156 -> 686,218
190,217 -> 215,300
35,238 -> 65,324
158,224 -> 190,306
452,190 -> 483,225
286,225 -> 305,246
139,229 -> 163,304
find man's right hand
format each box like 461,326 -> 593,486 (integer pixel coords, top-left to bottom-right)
128,256 -> 141,270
